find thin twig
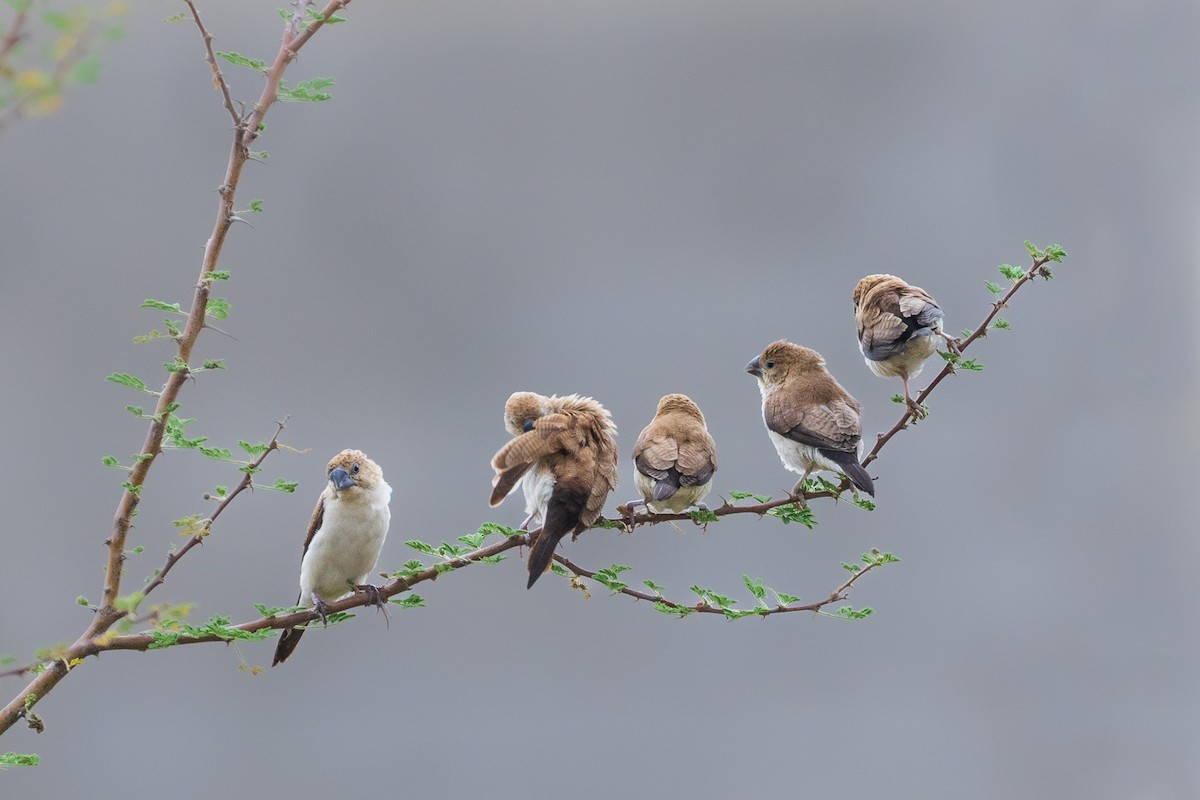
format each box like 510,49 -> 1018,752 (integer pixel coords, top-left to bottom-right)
182,1 -> 240,127
0,4 -> 29,67
140,419 -> 289,601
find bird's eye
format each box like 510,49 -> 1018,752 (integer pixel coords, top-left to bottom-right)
522,419 -> 535,432
351,462 -> 360,474
765,360 -> 775,369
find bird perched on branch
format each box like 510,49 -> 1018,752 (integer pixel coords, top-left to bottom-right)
627,393 -> 717,518
490,393 -> 618,589
746,340 -> 874,500
273,449 -> 392,666
852,273 -> 958,417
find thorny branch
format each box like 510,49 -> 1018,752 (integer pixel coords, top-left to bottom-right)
0,2 -> 350,737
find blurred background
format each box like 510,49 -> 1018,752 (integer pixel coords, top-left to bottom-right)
2,1 -> 1197,797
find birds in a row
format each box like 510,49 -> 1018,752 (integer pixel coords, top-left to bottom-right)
272,273 -> 950,662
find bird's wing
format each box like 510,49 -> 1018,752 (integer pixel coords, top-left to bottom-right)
860,286 -> 945,361
676,431 -> 716,487
300,493 -> 326,556
489,413 -> 572,507
767,393 -> 861,454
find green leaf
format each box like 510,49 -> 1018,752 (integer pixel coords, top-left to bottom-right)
268,478 -> 298,493
140,298 -> 183,314
850,495 -> 876,511
742,575 -> 767,602
101,455 -> 123,469
253,604 -> 295,617
201,359 -> 225,370
774,592 -> 801,605
390,594 -> 426,608
549,563 -> 570,577
238,440 -> 270,457
984,280 -> 1003,295
205,297 -> 231,320
42,10 -> 72,31
766,503 -> 818,529
214,485 -> 228,497
107,373 -> 157,394
457,531 -> 487,549
477,522 -> 524,539
835,606 -> 874,620
204,270 -> 231,281
991,317 -> 1011,330
215,51 -> 267,71
654,601 -> 693,618
478,555 -> 505,564
162,11 -> 187,22
277,77 -> 336,102
0,752 -> 39,767
998,264 -> 1026,282
70,55 -> 102,85
643,579 -> 664,593
405,540 -> 435,556
958,357 -> 984,371
1043,244 -> 1067,262
198,446 -> 231,461
686,507 -> 719,523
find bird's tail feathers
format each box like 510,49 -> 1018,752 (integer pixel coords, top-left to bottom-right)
526,486 -> 588,588
818,448 -> 876,497
272,626 -> 304,666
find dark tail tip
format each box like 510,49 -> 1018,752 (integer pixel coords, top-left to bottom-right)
844,462 -> 875,497
525,529 -> 561,589
272,627 -> 304,666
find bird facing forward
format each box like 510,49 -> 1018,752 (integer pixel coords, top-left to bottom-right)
272,449 -> 392,666
852,273 -> 957,416
489,393 -> 618,588
746,340 -> 874,500
628,393 -> 717,516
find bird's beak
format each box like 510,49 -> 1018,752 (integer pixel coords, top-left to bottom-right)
746,357 -> 763,378
329,466 -> 356,491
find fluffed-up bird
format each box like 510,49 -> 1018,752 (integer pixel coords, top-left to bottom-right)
852,273 -> 957,416
746,340 -> 875,500
273,449 -> 392,666
489,393 -> 618,589
627,393 -> 717,518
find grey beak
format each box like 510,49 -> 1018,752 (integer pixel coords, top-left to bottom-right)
746,357 -> 763,378
329,466 -> 355,491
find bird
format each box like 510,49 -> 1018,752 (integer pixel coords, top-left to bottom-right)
489,393 -> 618,588
627,393 -> 717,519
272,449 -> 392,666
852,273 -> 958,417
746,340 -> 875,500
492,391 -> 555,531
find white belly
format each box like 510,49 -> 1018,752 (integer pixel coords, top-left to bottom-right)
520,465 -> 555,526
635,470 -> 712,513
299,491 -> 391,603
766,429 -> 842,477
862,328 -> 940,380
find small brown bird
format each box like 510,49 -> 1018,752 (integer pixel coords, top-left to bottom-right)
273,449 -> 392,666
746,340 -> 874,499
852,274 -> 957,416
490,393 -> 618,588
628,393 -> 717,516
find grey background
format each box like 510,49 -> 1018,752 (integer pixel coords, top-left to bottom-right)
2,1 -> 1197,797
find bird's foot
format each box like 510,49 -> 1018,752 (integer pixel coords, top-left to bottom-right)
617,499 -> 646,531
905,395 -> 928,420
940,332 -> 963,354
310,593 -> 332,627
690,502 -> 711,525
788,481 -> 810,508
355,583 -> 391,628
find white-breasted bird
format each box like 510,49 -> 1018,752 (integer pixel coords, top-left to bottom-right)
273,449 -> 391,666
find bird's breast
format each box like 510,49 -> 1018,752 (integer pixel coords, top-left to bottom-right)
299,492 -> 391,602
